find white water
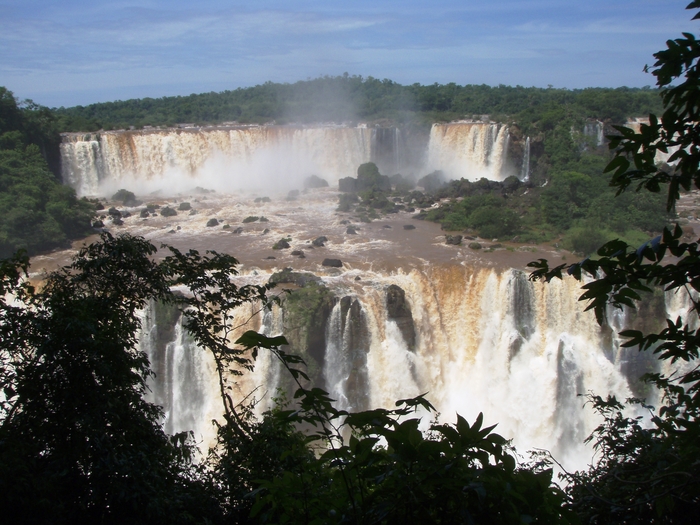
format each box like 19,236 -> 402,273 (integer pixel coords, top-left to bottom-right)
137,263 -> 639,472
61,122 -> 515,197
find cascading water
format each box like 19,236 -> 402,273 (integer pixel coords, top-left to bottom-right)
427,122 -> 510,181
140,301 -> 220,448
521,137 -> 531,181
60,122 -> 525,197
57,121 -> 662,472
139,264 -> 648,471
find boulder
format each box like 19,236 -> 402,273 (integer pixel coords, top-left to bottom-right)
468,242 -> 482,250
140,208 -> 150,218
445,235 -> 463,245
160,207 -> 177,217
273,239 -> 291,250
303,175 -> 329,189
386,285 -> 416,350
322,258 -> 343,268
346,226 -> 358,234
403,224 -> 416,230
206,218 -> 219,227
312,236 -> 328,247
338,177 -> 357,193
178,202 -> 191,211
269,268 -> 321,287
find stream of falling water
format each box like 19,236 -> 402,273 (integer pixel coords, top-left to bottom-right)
137,263 -> 642,472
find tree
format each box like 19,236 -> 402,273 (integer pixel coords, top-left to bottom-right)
529,3 -> 700,521
0,233 -> 274,524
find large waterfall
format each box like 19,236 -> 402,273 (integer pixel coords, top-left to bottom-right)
60,122 -> 514,196
57,122 -> 655,474
139,263 -> 646,472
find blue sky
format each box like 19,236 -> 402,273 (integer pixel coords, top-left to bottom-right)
0,0 -> 696,108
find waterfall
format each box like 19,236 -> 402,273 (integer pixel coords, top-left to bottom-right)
427,122 -> 510,181
140,301 -> 220,448
136,263 -> 666,471
521,137 -> 531,181
60,122 -> 520,196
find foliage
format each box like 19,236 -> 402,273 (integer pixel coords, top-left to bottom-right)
529,5 -> 700,520
0,233 -> 280,524
226,332 -> 577,525
0,88 -> 95,257
51,77 -> 664,131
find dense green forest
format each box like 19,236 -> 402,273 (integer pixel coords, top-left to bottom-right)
53,76 -> 663,131
0,88 -> 95,258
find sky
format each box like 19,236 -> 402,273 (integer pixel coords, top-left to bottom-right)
0,0 -> 696,108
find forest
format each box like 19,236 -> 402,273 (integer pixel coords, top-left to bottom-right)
52,78 -> 663,132
0,88 -> 95,258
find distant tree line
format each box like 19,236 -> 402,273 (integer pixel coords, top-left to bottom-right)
52,75 -> 664,132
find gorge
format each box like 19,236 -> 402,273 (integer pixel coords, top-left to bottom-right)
53,120 -> 659,474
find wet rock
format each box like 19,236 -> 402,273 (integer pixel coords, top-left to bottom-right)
112,217 -> 124,226
383,224 -> 392,229
92,219 -> 104,228
232,227 -> 244,234
188,209 -> 198,215
312,236 -> 328,247
322,258 -> 343,268
160,207 -> 177,217
445,235 -> 462,245
286,190 -> 300,201
206,218 -> 219,227
338,177 -> 357,192
346,226 -> 358,234
262,228 -> 269,234
386,284 -> 416,350
270,268 -> 321,287
304,175 -> 329,189
340,220 -> 350,225
140,208 -> 150,218
403,224 -> 416,230
108,207 -> 122,218
468,242 -> 482,250
273,239 -> 291,250
265,256 -> 276,260
291,250 -> 305,257
178,202 -> 191,211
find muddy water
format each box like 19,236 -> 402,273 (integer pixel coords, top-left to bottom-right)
30,187 -> 566,279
